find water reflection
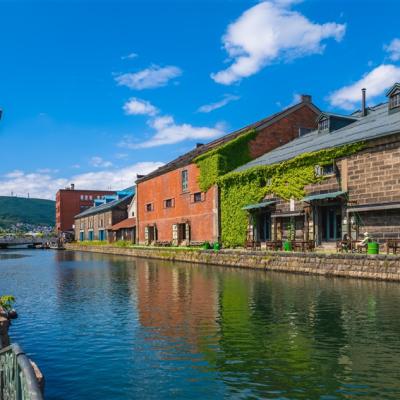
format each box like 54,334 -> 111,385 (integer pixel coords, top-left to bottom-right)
1,250 -> 400,399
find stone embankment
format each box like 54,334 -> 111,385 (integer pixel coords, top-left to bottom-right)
66,244 -> 400,282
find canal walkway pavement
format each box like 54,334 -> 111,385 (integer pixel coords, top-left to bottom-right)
66,243 -> 400,282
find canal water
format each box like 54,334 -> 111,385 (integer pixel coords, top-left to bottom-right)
1,250 -> 400,399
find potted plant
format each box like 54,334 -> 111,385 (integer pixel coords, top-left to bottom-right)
0,295 -> 17,319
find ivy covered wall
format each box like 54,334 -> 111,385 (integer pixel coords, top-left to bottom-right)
217,143 -> 365,247
194,129 -> 258,192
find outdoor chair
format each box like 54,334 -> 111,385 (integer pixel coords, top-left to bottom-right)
386,239 -> 400,254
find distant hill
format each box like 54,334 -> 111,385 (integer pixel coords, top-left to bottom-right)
0,196 -> 55,228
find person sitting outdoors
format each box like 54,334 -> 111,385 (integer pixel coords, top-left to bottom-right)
339,233 -> 351,252
355,232 -> 371,252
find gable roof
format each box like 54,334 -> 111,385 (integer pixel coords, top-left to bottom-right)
317,112 -> 358,122
235,102 -> 400,173
75,194 -> 134,219
111,217 -> 136,230
387,83 -> 400,97
136,100 -> 320,183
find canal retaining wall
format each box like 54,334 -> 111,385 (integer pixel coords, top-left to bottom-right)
66,244 -> 400,281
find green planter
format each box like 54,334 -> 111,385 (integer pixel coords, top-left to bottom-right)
367,241 -> 379,255
283,241 -> 292,251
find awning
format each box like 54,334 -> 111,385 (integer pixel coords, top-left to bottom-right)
347,202 -> 400,213
111,217 -> 136,231
271,211 -> 304,218
242,200 -> 276,211
302,190 -> 347,202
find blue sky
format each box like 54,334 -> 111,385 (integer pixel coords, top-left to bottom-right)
1,0 -> 400,199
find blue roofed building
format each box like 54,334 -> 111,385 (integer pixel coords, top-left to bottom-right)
74,187 -> 135,242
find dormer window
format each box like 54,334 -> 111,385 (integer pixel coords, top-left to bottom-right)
386,83 -> 400,114
390,92 -> 400,109
318,118 -> 329,132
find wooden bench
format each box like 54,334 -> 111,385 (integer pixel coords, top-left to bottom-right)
386,239 -> 400,254
265,240 -> 282,251
292,240 -> 316,252
154,241 -> 171,247
245,240 -> 261,251
189,241 -> 206,248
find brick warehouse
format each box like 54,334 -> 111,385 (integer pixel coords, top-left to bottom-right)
235,84 -> 400,248
136,95 -> 320,245
56,184 -> 116,234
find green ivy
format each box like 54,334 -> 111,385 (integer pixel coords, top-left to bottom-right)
195,129 -> 258,191
217,142 -> 365,247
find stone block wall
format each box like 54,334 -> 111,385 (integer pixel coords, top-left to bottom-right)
67,244 -> 400,282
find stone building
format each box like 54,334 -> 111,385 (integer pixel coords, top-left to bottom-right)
235,83 -> 400,247
136,96 -> 320,245
74,189 -> 134,242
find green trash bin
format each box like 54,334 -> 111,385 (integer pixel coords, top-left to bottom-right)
367,242 -> 379,255
283,241 -> 292,251
213,242 -> 221,251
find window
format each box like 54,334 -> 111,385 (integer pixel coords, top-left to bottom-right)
390,93 -> 400,109
80,195 -> 84,200
299,127 -> 312,137
164,198 -> 174,208
193,192 -> 202,203
315,163 -> 335,177
318,118 -> 329,132
181,170 -> 188,192
146,203 -> 154,212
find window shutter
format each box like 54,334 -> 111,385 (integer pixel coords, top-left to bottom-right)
201,192 -> 206,201
185,223 -> 191,241
144,226 -> 149,240
172,224 -> 178,240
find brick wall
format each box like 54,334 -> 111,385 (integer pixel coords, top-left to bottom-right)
56,189 -> 115,232
137,163 -> 218,244
249,106 -> 318,159
137,103 -> 319,244
347,135 -> 400,205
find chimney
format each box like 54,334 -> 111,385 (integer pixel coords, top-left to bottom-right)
196,143 -> 204,148
136,174 -> 145,179
362,88 -> 367,116
300,94 -> 312,103
70,183 -> 75,190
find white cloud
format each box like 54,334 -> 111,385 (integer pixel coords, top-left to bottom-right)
198,94 -> 240,113
121,52 -> 138,60
120,116 -> 224,149
328,64 -> 400,110
115,65 -> 182,90
123,97 -> 159,116
89,156 -> 113,168
211,1 -> 346,85
115,153 -> 128,159
0,162 -> 164,200
384,38 -> 400,62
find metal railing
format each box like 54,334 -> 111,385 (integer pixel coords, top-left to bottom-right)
0,343 -> 43,400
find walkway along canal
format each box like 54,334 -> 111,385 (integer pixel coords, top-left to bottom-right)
2,249 -> 400,399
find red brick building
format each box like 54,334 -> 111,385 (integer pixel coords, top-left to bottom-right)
136,96 -> 320,245
56,184 -> 115,233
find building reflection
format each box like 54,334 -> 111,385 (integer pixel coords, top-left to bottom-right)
136,259 -> 219,351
